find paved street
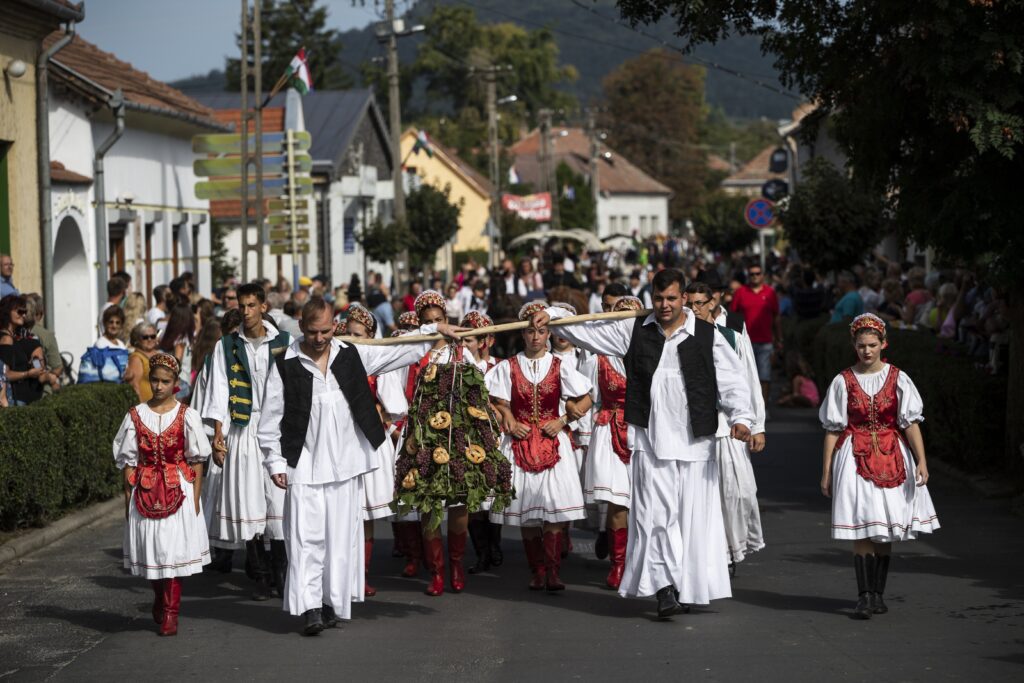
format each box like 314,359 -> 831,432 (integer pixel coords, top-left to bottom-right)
1,407 -> 1022,682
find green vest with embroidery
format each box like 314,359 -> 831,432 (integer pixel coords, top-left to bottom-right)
716,324 -> 738,352
222,330 -> 291,426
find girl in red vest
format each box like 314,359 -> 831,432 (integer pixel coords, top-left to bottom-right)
113,352 -> 212,636
820,313 -> 940,619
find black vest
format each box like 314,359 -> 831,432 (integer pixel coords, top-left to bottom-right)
724,310 -> 745,334
623,315 -> 719,438
275,345 -> 386,468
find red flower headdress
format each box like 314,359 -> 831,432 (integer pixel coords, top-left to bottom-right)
613,296 -> 643,312
518,300 -> 549,322
850,312 -> 887,339
414,290 -> 446,317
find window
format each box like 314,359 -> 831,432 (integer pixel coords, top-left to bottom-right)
621,215 -> 629,231
651,215 -> 659,234
172,225 -> 180,276
145,223 -> 154,305
640,216 -> 648,234
108,226 -> 126,275
0,144 -> 9,255
609,216 -> 617,232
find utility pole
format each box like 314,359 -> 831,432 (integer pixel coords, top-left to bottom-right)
239,0 -> 264,282
384,0 -> 408,288
586,108 -> 600,234
253,0 -> 264,281
538,108 -> 561,231
486,67 -> 499,269
240,0 -> 249,282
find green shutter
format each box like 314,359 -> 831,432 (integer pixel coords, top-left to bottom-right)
0,145 -> 10,255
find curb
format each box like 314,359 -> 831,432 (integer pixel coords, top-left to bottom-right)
0,498 -> 121,570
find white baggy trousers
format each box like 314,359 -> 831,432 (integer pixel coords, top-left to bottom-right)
283,477 -> 365,618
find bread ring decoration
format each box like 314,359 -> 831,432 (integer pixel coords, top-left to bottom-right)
465,444 -> 487,464
429,411 -> 452,430
432,446 -> 451,464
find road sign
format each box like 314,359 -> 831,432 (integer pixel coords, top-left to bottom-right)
270,242 -> 309,255
192,131 -> 311,154
266,212 -> 309,225
744,197 -> 776,229
769,147 -> 789,173
268,228 -> 310,241
194,176 -> 313,200
761,179 -> 789,201
193,153 -> 312,177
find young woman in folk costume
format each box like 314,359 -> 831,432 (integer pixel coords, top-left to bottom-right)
486,301 -> 593,591
820,313 -> 940,619
337,304 -> 408,597
581,295 -> 643,590
113,353 -> 212,636
458,310 -> 505,575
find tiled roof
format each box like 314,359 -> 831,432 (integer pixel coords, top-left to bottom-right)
509,127 -> 671,196
707,153 -> 732,173
44,31 -> 223,129
721,144 -> 789,185
50,160 -> 91,184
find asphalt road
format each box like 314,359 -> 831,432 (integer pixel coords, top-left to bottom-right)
1,407 -> 1022,682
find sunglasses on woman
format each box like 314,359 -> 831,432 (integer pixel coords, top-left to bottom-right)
140,334 -> 158,341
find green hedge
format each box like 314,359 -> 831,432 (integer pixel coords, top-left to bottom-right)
0,383 -> 137,531
808,322 -> 1006,473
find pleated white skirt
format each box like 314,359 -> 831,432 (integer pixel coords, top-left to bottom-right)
489,432 -> 586,527
618,452 -> 731,605
831,439 -> 940,542
584,424 -> 632,508
209,419 -> 285,543
362,436 -> 398,521
717,436 -> 764,562
123,480 -> 210,579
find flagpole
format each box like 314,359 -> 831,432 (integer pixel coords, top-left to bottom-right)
260,72 -> 289,109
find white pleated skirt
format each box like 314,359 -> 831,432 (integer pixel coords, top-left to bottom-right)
363,436 -> 398,521
619,452 -> 731,605
124,479 -> 211,579
489,432 -> 586,527
209,419 -> 285,543
831,439 -> 940,542
717,436 -> 764,562
584,424 -> 632,508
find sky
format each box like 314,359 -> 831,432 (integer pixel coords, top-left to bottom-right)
75,0 -> 382,82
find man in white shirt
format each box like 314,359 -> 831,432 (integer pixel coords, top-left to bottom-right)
532,268 -> 753,618
258,297 -> 463,635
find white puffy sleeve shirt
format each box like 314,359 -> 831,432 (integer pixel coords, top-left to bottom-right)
819,364 -> 925,432
484,352 -> 593,406
546,307 -> 753,461
113,402 -> 212,469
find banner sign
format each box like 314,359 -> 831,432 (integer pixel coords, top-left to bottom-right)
501,192 -> 552,221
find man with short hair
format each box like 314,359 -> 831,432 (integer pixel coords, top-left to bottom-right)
830,271 -> 865,323
146,285 -> 170,328
98,276 -> 128,335
0,254 -> 18,298
24,293 -> 62,389
258,297 -> 462,634
113,270 -> 133,295
730,263 -> 781,409
203,282 -> 292,599
533,268 -> 753,618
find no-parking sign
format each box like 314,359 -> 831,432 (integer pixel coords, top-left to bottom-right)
744,197 -> 776,229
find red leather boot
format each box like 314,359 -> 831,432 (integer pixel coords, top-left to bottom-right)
399,522 -> 423,578
424,536 -> 445,596
448,531 -> 467,593
605,528 -> 628,590
543,531 -> 566,592
150,579 -> 164,624
364,539 -> 377,597
523,536 -> 546,590
159,578 -> 181,636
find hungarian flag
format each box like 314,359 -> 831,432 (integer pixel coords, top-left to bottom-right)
286,48 -> 313,94
411,129 -> 433,157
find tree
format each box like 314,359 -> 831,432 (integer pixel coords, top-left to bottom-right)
226,0 -> 352,92
780,158 -> 884,273
405,183 -> 464,271
601,48 -> 708,219
692,192 -> 756,254
616,1 -> 1024,469
357,217 -> 411,279
555,162 -> 596,231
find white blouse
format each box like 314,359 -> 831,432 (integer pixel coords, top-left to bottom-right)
819,364 -> 925,432
113,402 -> 212,468
485,351 -> 593,406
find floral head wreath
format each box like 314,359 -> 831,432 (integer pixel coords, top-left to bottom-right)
613,295 -> 643,312
397,310 -> 420,328
460,310 -> 493,330
390,329 -> 405,338
850,312 -> 887,339
414,290 -> 446,317
551,301 -> 577,316
346,303 -> 377,337
149,352 -> 180,377
518,300 -> 548,322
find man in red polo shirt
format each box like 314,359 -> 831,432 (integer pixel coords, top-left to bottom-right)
730,264 -> 781,409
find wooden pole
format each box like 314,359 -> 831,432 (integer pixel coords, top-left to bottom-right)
336,308 -> 650,346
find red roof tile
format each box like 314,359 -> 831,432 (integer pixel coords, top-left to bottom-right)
50,160 -> 91,184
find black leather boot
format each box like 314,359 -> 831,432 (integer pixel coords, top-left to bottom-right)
488,522 -> 504,567
853,554 -> 875,619
467,519 -> 491,575
302,608 -> 324,636
270,540 -> 288,599
250,536 -> 272,601
594,530 -> 609,560
321,603 -> 341,628
872,554 -> 890,614
656,585 -> 686,619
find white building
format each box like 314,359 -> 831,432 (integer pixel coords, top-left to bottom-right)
509,127 -> 672,239
46,32 -> 225,364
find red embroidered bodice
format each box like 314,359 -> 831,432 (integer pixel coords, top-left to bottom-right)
837,366 -> 907,488
509,355 -> 562,472
127,404 -> 195,519
594,355 -> 630,465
